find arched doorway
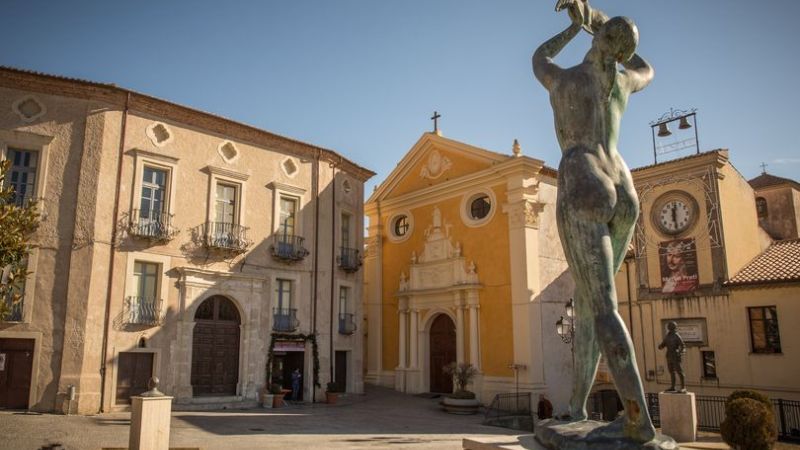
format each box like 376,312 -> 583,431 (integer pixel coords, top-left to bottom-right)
191,295 -> 240,396
429,314 -> 456,393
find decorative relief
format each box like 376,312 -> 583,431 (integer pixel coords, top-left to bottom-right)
218,140 -> 240,164
12,95 -> 46,123
281,157 -> 298,178
419,150 -> 453,180
146,122 -> 174,147
505,200 -> 544,229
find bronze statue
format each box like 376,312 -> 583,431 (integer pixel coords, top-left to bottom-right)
533,0 -> 663,446
658,321 -> 686,393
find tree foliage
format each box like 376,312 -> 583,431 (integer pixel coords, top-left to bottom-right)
0,159 -> 40,320
721,391 -> 777,450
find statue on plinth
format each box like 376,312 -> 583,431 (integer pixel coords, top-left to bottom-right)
658,321 -> 686,393
532,1 -> 676,448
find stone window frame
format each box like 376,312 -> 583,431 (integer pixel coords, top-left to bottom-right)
386,210 -> 414,243
755,197 -> 768,218
336,278 -> 357,338
460,187 -> 497,228
267,182 -> 306,238
128,149 -> 180,227
269,270 -> 304,330
123,251 -> 172,319
747,305 -> 782,354
204,165 -> 250,229
0,130 -> 54,323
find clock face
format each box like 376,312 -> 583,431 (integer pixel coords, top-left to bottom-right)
658,199 -> 693,234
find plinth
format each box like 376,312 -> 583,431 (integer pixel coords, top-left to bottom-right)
129,395 -> 174,450
534,419 -> 678,450
658,391 -> 697,443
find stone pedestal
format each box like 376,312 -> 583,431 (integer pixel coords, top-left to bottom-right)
534,419 -> 678,450
129,395 -> 174,450
658,391 -> 697,443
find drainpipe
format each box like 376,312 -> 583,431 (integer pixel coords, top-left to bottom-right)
329,161 -> 339,382
311,151 -> 320,403
99,92 -> 130,412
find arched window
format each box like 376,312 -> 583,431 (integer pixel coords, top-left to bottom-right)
756,197 -> 768,218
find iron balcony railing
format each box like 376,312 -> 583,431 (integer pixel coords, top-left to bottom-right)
129,209 -> 178,241
124,296 -> 163,326
273,307 -> 299,332
204,221 -> 251,252
270,234 -> 309,263
1,294 -> 23,322
337,247 -> 362,273
338,313 -> 357,335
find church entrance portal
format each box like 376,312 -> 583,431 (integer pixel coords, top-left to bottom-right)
191,295 -> 240,396
429,314 -> 456,393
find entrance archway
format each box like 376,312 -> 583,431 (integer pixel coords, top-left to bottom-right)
191,295 -> 240,396
429,314 -> 456,393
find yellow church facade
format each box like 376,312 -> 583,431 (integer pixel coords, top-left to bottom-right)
363,132 -> 575,406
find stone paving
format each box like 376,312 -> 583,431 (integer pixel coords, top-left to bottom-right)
0,385 -> 520,450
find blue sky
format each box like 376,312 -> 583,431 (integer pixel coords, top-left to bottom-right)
3,0 -> 799,192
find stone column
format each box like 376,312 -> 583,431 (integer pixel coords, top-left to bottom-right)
398,309 -> 407,369
455,303 -> 465,364
468,298 -> 480,370
409,309 -> 419,369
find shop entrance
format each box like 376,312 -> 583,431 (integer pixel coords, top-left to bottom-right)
271,341 -> 305,401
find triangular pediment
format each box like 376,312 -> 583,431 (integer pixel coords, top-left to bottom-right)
368,132 -> 510,203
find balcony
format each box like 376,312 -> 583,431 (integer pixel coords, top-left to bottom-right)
337,247 -> 362,273
270,234 -> 309,263
129,209 -> 178,242
124,296 -> 163,326
273,307 -> 299,332
1,294 -> 23,322
204,221 -> 252,253
338,313 -> 357,335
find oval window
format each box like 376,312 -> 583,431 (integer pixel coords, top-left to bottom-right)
470,195 -> 491,220
394,215 -> 409,236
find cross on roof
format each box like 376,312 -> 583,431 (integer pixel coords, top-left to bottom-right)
760,162 -> 768,174
431,111 -> 441,133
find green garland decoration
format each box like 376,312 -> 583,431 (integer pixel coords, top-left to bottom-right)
266,332 -> 321,389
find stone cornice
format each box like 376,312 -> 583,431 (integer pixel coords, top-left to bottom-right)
266,181 -> 307,195
632,150 -> 729,184
126,148 -> 180,164
175,266 -> 266,284
0,66 -> 375,182
202,165 -> 250,182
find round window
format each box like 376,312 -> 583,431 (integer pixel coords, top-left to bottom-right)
394,215 -> 409,236
470,195 -> 491,220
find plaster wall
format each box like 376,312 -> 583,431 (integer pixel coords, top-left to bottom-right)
717,164 -> 763,276
756,186 -> 799,240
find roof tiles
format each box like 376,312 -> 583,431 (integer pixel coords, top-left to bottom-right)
726,239 -> 800,286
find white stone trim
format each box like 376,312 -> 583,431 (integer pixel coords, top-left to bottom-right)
268,182 -> 306,237
145,122 -> 174,148
217,140 -> 241,165
204,166 -> 248,228
11,95 -> 46,123
385,209 -> 414,243
0,129 -> 55,217
129,150 -> 179,221
123,251 -> 173,315
460,187 -> 497,228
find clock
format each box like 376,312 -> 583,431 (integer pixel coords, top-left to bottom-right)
652,191 -> 698,235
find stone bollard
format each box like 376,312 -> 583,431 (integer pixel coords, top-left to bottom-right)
129,377 -> 173,450
658,391 -> 697,443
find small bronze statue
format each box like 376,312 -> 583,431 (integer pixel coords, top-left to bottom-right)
658,322 -> 686,393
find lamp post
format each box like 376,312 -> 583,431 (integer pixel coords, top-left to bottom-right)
556,298 -> 576,368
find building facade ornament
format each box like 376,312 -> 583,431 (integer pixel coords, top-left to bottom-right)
419,150 -> 453,180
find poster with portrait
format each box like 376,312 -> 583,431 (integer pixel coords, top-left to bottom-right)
659,238 -> 699,294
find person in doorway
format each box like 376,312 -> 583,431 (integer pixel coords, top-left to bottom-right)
291,368 -> 302,401
537,394 -> 554,420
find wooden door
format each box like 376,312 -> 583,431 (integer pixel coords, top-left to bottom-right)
0,338 -> 34,409
335,351 -> 347,392
191,296 -> 240,396
429,315 -> 456,393
116,352 -> 154,404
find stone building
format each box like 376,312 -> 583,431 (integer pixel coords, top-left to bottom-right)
0,66 -> 373,413
363,131 -> 575,407
613,150 -> 800,406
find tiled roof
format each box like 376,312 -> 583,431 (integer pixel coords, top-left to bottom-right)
749,173 -> 800,191
726,239 -> 800,286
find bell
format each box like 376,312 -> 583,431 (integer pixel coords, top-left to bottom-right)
657,122 -> 672,137
678,116 -> 692,130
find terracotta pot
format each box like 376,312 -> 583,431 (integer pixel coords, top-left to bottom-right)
260,393 -> 274,408
272,393 -> 285,408
326,392 -> 339,404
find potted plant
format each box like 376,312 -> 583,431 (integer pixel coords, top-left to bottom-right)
270,383 -> 286,408
260,385 -> 274,409
326,381 -> 343,404
441,362 -> 480,414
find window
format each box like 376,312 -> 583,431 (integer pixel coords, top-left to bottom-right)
339,286 -> 349,314
139,167 -> 168,222
129,261 -> 160,325
701,351 -> 717,378
273,278 -> 297,332
338,286 -> 356,334
394,215 -> 409,236
755,197 -> 768,218
6,148 -> 38,206
276,279 -> 292,311
341,213 -> 352,249
470,195 -> 491,220
1,259 -> 27,322
215,183 -> 238,225
279,196 -> 297,239
133,261 -> 159,300
748,306 -> 781,353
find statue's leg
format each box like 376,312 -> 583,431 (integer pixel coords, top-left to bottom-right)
668,368 -> 676,391
569,286 -> 600,420
677,368 -> 685,391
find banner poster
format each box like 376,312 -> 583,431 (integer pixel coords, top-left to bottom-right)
659,237 -> 699,294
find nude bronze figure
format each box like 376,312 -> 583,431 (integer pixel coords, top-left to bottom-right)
533,0 -> 657,443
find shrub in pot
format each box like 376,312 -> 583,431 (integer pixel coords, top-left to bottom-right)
326,381 -> 343,404
441,363 -> 480,414
270,383 -> 286,408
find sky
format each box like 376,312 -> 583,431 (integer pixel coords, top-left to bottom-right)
3,0 -> 799,193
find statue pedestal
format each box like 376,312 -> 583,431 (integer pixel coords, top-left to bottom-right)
129,395 -> 173,450
534,419 -> 678,450
658,391 -> 697,443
